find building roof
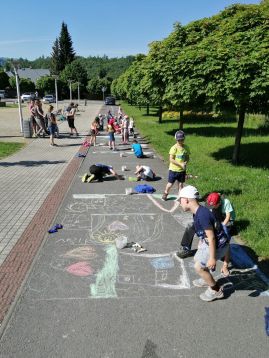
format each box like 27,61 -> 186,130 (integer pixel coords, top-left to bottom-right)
6,68 -> 50,84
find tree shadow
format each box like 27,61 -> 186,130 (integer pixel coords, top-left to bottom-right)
212,142 -> 269,168
166,126 -> 269,138
0,160 -> 66,167
141,339 -> 160,358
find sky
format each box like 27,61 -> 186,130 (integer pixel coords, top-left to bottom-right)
0,0 -> 261,60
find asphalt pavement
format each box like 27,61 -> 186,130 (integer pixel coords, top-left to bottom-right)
0,103 -> 268,358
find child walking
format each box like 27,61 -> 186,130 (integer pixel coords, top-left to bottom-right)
162,130 -> 190,201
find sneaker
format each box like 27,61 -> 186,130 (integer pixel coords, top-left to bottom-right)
82,174 -> 89,183
161,193 -> 168,201
87,174 -> 95,183
200,287 -> 224,302
176,247 -> 193,259
192,278 -> 208,287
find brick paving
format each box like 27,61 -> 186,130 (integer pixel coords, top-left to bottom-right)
0,101 -> 102,324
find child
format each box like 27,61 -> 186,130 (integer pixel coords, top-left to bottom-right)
46,105 -> 58,147
107,118 -> 116,150
129,117 -> 134,136
131,140 -> 153,158
206,192 -> 236,277
82,163 -> 124,182
162,130 -> 190,201
178,185 -> 229,302
135,165 -> 156,181
121,115 -> 129,144
89,117 -> 99,146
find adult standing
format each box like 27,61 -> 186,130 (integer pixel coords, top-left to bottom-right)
34,99 -> 47,137
46,105 -> 58,147
66,102 -> 78,136
29,99 -> 38,137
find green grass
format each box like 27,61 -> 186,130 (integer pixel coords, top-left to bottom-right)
122,102 -> 269,258
0,142 -> 25,159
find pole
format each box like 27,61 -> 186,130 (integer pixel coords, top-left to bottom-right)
55,78 -> 58,111
78,82 -> 80,104
14,67 -> 23,133
69,82 -> 72,102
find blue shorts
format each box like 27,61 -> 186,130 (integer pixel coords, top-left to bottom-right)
108,132 -> 115,141
48,124 -> 57,135
168,170 -> 186,184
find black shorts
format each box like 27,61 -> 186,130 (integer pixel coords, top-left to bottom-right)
91,129 -> 96,135
168,170 -> 186,184
68,117 -> 75,129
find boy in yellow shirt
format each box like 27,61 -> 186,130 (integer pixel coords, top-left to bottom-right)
162,130 -> 190,201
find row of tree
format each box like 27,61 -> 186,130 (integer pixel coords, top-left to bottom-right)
112,1 -> 269,164
1,23 -> 135,99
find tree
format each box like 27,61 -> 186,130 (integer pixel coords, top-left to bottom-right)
58,22 -> 75,71
0,71 -> 10,89
60,60 -> 88,86
50,38 -> 61,75
86,77 -> 112,99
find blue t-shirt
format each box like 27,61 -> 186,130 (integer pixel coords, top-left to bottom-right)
132,143 -> 143,157
194,206 -> 228,248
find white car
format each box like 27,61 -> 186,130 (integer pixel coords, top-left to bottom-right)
21,93 -> 35,102
42,95 -> 55,103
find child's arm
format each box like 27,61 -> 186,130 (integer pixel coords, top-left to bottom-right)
169,155 -> 186,169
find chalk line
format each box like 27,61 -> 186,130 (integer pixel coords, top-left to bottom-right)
147,194 -> 179,213
73,194 -> 153,199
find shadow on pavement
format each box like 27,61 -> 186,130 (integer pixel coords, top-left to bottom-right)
0,160 -> 67,167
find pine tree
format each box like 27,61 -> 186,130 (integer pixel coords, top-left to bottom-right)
50,38 -> 61,75
58,22 -> 75,71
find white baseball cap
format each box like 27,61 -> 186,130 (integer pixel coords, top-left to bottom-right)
178,185 -> 200,200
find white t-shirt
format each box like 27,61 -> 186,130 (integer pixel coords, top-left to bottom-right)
142,166 -> 154,179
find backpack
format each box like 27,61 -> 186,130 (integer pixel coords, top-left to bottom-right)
134,184 -> 156,193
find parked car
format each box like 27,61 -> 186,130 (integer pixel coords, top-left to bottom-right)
0,90 -> 7,99
21,93 -> 35,102
42,94 -> 55,103
105,96 -> 115,105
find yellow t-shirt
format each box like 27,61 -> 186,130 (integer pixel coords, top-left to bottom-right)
169,143 -> 190,172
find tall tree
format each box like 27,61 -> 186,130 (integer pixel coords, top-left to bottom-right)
58,22 -> 75,71
50,38 -> 61,75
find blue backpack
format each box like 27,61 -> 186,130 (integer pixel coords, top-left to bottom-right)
134,184 -> 156,193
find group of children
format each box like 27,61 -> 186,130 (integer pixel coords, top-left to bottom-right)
85,110 -> 236,302
160,128 -> 236,301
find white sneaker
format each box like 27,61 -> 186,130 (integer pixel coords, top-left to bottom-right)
200,287 -> 224,302
192,278 -> 208,287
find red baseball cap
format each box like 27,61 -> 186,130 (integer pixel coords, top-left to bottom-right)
206,192 -> 221,206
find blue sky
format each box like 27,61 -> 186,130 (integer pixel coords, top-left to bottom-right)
0,0 -> 260,60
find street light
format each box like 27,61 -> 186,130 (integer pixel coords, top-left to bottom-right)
101,86 -> 107,102
68,80 -> 74,102
52,75 -> 59,111
12,63 -> 23,133
77,82 -> 80,104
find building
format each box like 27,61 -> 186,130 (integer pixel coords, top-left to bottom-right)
6,68 -> 50,84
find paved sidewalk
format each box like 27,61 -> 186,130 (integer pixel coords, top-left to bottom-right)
0,101 -> 102,265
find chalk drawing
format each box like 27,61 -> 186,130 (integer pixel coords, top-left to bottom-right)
147,194 -> 180,213
66,262 -> 94,277
172,214 -> 193,228
107,220 -> 129,231
62,246 -> 97,260
90,229 -> 120,245
90,245 -> 119,298
151,257 -> 174,270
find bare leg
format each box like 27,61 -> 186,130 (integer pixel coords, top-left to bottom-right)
164,182 -> 173,195
221,247 -> 230,276
195,262 -> 216,287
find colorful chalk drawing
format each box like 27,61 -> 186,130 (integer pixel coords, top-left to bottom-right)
62,246 -> 97,260
90,245 -> 119,298
108,220 -> 129,231
66,262 -> 94,277
151,257 -> 174,270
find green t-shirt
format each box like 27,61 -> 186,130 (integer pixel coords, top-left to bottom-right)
221,198 -> 236,222
169,143 -> 190,172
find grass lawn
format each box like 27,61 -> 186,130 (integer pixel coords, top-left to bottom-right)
0,142 -> 25,160
121,102 -> 269,259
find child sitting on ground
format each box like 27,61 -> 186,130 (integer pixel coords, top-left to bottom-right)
131,139 -> 153,158
135,165 -> 156,181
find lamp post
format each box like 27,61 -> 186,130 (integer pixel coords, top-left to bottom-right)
52,75 -> 59,111
68,80 -> 74,102
77,82 -> 80,104
101,86 -> 107,102
13,64 -> 23,133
